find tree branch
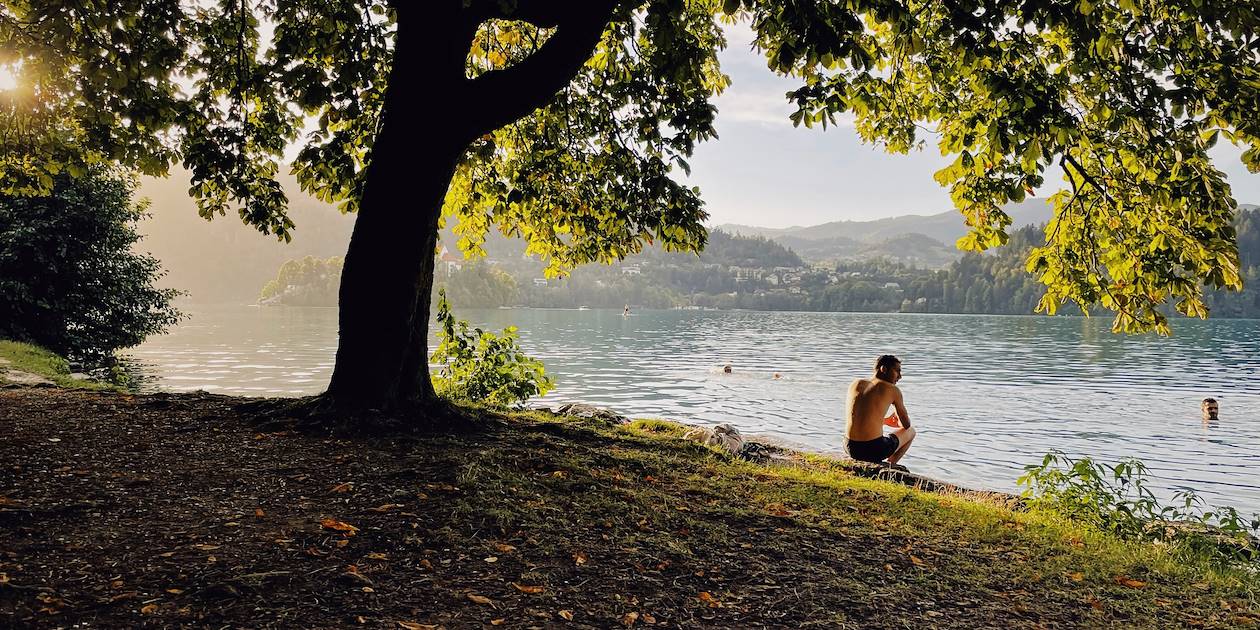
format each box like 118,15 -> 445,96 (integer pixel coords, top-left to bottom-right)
461,0 -> 622,138
462,0 -> 596,28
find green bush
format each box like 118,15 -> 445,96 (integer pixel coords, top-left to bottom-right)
1018,450 -> 1260,565
0,168 -> 181,363
429,289 -> 553,408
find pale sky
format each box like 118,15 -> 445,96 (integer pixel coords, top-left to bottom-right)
687,24 -> 1260,228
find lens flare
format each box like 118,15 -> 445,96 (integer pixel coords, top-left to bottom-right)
0,64 -> 20,91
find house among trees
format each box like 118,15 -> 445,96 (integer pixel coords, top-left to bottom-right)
436,246 -> 464,273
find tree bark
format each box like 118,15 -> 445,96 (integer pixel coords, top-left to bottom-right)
324,5 -> 471,409
325,1 -> 620,412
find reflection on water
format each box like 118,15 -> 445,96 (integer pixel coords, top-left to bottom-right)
127,305 -> 1260,513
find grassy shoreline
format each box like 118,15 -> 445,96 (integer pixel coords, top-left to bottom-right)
0,341 -> 118,391
0,386 -> 1256,627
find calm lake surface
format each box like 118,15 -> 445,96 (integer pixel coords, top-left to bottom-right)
127,305 -> 1260,513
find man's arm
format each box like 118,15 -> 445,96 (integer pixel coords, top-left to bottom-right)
891,386 -> 910,429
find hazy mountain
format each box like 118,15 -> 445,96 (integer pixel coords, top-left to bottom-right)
718,199 -> 1055,246
718,201 -> 1258,268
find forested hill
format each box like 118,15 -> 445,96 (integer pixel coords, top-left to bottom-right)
259,206 -> 1260,320
673,229 -> 804,268
258,228 -> 805,307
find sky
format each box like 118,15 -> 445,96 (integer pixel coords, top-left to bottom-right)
686,23 -> 1260,228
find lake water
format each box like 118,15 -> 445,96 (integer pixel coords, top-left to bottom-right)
126,305 -> 1260,514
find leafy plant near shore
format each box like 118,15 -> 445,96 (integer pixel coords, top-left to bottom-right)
1019,451 -> 1260,565
429,290 -> 553,408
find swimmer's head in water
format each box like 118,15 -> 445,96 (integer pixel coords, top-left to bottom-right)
1202,397 -> 1219,421
723,364 -> 732,373
874,354 -> 901,383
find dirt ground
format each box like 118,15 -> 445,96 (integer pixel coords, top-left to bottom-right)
1,386 -> 1256,628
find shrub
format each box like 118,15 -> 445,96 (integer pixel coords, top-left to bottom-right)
1018,450 -> 1260,565
0,168 -> 181,363
429,289 -> 553,408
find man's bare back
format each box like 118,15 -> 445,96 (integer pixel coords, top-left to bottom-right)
843,355 -> 915,467
845,378 -> 907,440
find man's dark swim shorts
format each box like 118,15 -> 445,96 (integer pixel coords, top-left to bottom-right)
845,434 -> 900,463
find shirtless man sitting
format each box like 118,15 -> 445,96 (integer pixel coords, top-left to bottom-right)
845,354 -> 916,470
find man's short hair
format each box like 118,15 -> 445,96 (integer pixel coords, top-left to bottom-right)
875,354 -> 900,373
1202,397 -> 1218,405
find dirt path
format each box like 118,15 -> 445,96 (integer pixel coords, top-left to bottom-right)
0,358 -> 53,386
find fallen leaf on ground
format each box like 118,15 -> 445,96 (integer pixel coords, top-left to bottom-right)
493,543 -> 516,553
697,592 -> 721,608
1068,572 -> 1084,582
484,556 -> 498,563
490,619 -> 505,626
622,611 -> 639,626
909,555 -> 924,566
140,603 -> 158,614
764,503 -> 792,517
467,593 -> 493,605
573,551 -> 588,566
558,610 -> 574,621
1114,576 -> 1147,589
642,613 -> 657,624
397,622 -> 439,630
511,582 -> 544,594
366,553 -> 388,560
367,503 -> 404,512
330,482 -> 353,493
254,508 -> 265,518
321,518 -> 359,535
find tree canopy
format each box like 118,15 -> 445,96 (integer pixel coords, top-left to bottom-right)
1,0 -> 1258,405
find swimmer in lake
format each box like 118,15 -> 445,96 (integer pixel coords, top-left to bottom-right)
723,364 -> 732,374
1202,397 -> 1219,425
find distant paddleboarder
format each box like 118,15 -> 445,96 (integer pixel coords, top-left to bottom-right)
844,354 -> 916,471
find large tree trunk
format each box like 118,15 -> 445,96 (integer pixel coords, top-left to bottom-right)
325,0 -> 621,413
324,7 -> 471,410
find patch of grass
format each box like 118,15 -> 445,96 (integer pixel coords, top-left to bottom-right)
0,340 -> 118,390
624,418 -> 691,439
483,409 -> 1259,624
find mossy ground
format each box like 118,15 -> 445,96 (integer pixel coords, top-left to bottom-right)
0,387 -> 1256,628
